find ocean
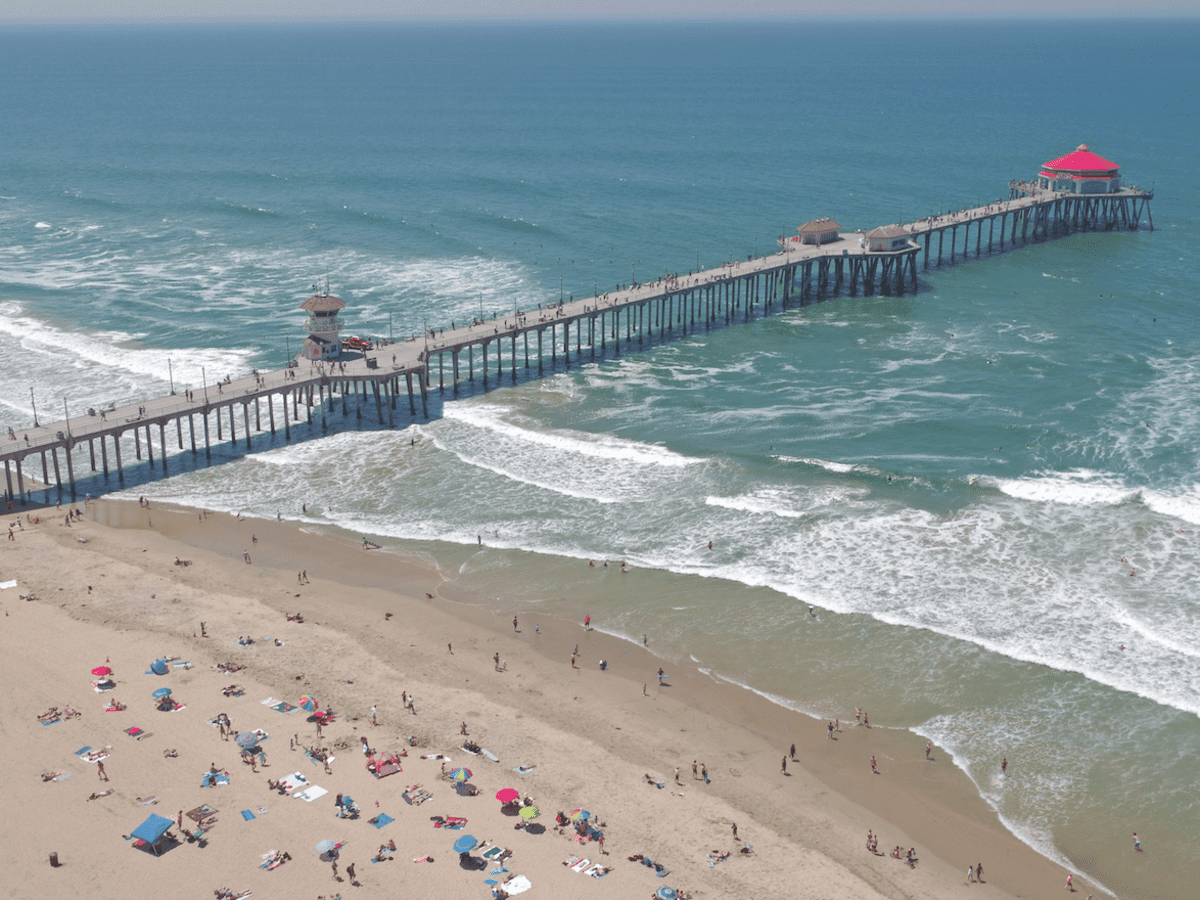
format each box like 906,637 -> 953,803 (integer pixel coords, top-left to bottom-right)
2,18 -> 1197,898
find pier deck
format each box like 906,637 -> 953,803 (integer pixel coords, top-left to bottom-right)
2,184 -> 1151,505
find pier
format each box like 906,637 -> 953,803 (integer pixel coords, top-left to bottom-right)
2,152 -> 1153,508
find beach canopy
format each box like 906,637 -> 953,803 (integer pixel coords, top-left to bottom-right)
452,834 -> 478,853
131,813 -> 174,853
152,687 -> 172,699
495,788 -> 520,803
448,767 -> 472,782
92,665 -> 112,676
150,658 -> 169,675
519,805 -> 540,820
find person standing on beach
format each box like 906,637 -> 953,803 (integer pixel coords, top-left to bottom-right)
781,757 -> 787,775
731,822 -> 738,839
701,762 -> 708,784
370,705 -> 377,726
692,760 -> 698,780
674,767 -> 681,785
513,615 -> 518,632
967,864 -> 974,883
790,743 -> 796,760
1065,873 -> 1073,891
870,755 -> 877,774
976,862 -> 984,882
926,741 -> 932,760
97,761 -> 108,782
1133,832 -> 1141,851
1002,757 -> 1008,775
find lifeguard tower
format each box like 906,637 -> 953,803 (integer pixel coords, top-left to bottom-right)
300,285 -> 346,361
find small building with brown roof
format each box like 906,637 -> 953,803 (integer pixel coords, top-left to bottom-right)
797,218 -> 841,246
866,224 -> 910,252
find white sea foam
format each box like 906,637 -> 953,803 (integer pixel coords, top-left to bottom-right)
994,469 -> 1137,506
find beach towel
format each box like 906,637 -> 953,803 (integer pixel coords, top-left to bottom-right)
125,727 -> 144,738
489,867 -> 510,875
241,809 -> 256,821
186,804 -> 218,822
271,702 -> 298,714
173,661 -> 191,668
370,814 -> 394,829
200,772 -> 230,787
585,864 -> 607,877
73,746 -> 92,756
138,796 -> 158,805
482,846 -> 505,860
0,579 -> 17,589
485,879 -> 498,886
293,785 -> 328,802
279,773 -> 307,793
513,766 -> 535,775
571,858 -> 591,872
81,750 -> 109,764
412,855 -> 431,863
259,697 -> 277,706
563,855 -> 580,867
41,718 -> 61,726
256,806 -> 268,814
53,772 -> 74,782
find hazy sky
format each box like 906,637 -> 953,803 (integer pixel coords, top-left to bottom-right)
0,0 -> 1195,24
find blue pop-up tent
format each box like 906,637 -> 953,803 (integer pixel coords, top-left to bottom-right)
131,813 -> 174,854
149,659 -> 169,675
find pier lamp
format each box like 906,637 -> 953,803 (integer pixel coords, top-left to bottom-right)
202,366 -> 208,403
285,336 -> 291,367
168,358 -> 175,395
479,293 -> 484,322
30,387 -> 39,427
63,398 -> 70,437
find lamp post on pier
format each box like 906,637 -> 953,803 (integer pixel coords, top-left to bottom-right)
30,387 -> 39,427
202,366 -> 208,404
168,358 -> 175,395
63,398 -> 70,437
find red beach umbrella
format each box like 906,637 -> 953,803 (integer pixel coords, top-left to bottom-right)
92,666 -> 113,676
495,788 -> 520,803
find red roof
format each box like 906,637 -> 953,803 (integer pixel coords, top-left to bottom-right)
1042,145 -> 1119,173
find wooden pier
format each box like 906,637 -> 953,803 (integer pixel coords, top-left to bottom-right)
1,182 -> 1152,508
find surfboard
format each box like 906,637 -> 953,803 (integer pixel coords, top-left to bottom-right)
481,748 -> 499,762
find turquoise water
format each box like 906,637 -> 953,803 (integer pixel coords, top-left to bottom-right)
2,20 -> 1198,897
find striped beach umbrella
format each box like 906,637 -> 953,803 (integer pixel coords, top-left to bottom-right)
448,767 -> 472,782
570,808 -> 590,821
299,696 -> 317,712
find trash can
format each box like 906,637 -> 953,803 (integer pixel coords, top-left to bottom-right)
49,852 -> 60,867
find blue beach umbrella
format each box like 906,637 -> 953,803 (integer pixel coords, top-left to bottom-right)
151,687 -> 172,699
452,834 -> 478,854
150,659 -> 169,675
448,767 -> 472,782
656,888 -> 677,900
236,731 -> 261,749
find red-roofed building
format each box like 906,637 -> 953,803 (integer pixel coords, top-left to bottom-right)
1036,144 -> 1122,194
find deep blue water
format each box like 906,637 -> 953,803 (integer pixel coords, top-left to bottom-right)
2,19 -> 1198,898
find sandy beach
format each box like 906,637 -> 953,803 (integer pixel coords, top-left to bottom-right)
3,497 -> 1083,900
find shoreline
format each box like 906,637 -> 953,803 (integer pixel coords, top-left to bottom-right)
29,492 -> 1092,898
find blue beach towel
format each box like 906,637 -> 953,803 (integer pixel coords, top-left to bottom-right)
371,814 -> 394,829
484,879 -> 498,885
42,718 -> 62,726
74,746 -> 92,756
489,867 -> 509,875
241,809 -> 256,821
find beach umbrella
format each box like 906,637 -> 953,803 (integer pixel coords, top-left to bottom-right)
314,839 -> 336,853
91,665 -> 112,676
448,767 -> 472,782
236,732 -> 261,749
299,696 -> 317,712
151,687 -> 173,699
656,888 -> 678,900
571,808 -> 590,821
452,834 -> 478,854
150,658 -> 169,675
495,788 -> 520,803
519,806 -> 540,820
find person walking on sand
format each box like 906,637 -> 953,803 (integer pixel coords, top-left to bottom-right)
731,822 -> 738,839
1065,872 -> 1073,891
674,767 -> 681,785
97,761 -> 108,782
968,864 -> 974,883
976,862 -> 984,882
1001,756 -> 1007,775
513,616 -> 518,632
926,740 -> 932,760
1133,832 -> 1142,852
870,755 -> 877,774
790,743 -> 796,760
702,762 -> 708,784
781,757 -> 787,775
346,862 -> 356,885
692,760 -> 698,780
371,705 -> 377,726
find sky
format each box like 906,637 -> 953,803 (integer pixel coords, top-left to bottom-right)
0,0 -> 1194,24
